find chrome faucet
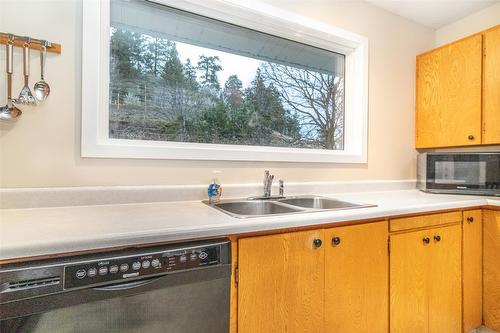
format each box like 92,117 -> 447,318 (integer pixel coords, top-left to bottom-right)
263,170 -> 274,198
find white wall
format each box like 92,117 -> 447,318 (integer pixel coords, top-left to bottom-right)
435,2 -> 500,46
0,0 -> 434,188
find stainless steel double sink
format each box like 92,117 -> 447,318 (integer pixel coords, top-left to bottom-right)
204,195 -> 376,218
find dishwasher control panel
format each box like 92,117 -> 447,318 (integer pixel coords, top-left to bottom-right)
64,243 -> 222,289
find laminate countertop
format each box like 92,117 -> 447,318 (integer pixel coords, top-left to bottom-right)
1,190 -> 498,261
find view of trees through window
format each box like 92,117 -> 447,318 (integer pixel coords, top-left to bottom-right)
109,27 -> 345,150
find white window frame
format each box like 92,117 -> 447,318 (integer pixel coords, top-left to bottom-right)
81,0 -> 369,163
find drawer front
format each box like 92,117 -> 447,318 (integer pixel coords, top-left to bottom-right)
390,211 -> 462,232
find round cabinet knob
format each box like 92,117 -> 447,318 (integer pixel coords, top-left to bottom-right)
468,135 -> 475,140
332,237 -> 341,246
313,239 -> 322,248
434,235 -> 441,242
422,237 -> 430,245
467,217 -> 474,223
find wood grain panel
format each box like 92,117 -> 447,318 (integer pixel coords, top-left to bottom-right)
416,34 -> 482,148
483,210 -> 500,331
390,211 -> 462,232
462,210 -> 483,333
428,224 -> 462,333
483,25 -> 500,144
238,229 -> 324,333
229,236 -> 238,333
390,229 -> 431,333
324,221 -> 388,333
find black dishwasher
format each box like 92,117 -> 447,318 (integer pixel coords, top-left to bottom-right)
0,239 -> 231,333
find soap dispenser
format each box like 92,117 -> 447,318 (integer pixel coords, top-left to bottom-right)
207,174 -> 222,205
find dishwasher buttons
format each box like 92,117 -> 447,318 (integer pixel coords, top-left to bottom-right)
179,255 -> 187,263
98,266 -> 108,276
190,253 -> 198,261
132,261 -> 141,270
151,259 -> 160,268
87,268 -> 97,277
120,263 -> 129,272
76,269 -> 86,279
109,265 -> 119,274
198,252 -> 208,260
142,260 -> 151,269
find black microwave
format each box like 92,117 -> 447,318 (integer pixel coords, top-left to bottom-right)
417,152 -> 500,196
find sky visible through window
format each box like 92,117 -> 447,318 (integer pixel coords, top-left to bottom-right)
175,42 -> 261,89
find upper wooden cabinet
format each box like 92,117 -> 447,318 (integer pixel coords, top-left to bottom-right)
416,34 -> 482,148
483,26 -> 500,144
416,25 -> 500,148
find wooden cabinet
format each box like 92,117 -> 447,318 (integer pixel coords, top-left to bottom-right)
237,221 -> 388,333
324,221 -> 388,333
483,26 -> 500,144
415,24 -> 500,148
462,210 -> 482,333
416,34 -> 482,148
237,229 -> 324,333
390,224 -> 462,333
483,209 -> 500,331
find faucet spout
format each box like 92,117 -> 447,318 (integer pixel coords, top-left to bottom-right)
263,170 -> 274,198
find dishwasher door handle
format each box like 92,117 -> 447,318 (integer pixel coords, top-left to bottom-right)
92,276 -> 163,291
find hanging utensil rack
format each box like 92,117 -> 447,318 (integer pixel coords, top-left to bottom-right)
0,32 -> 61,54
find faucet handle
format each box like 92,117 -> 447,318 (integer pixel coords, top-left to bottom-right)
279,179 -> 284,197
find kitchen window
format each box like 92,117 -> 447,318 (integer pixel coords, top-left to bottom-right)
82,0 -> 368,162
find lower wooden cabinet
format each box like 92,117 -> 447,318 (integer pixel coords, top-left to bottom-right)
390,224 -> 462,333
238,229 -> 324,333
237,221 -> 388,333
324,221 -> 388,333
484,209 -> 500,331
462,209 -> 483,332
234,209 -> 496,333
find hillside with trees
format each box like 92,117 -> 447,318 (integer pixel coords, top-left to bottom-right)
109,28 -> 344,150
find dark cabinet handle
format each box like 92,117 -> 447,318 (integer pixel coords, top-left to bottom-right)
313,239 -> 322,248
468,135 -> 475,140
423,237 -> 430,245
332,237 -> 341,246
467,217 -> 474,223
434,235 -> 441,242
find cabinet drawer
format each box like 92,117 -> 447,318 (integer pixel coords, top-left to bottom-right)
390,211 -> 462,232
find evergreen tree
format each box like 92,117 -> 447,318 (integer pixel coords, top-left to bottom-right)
197,55 -> 222,90
223,75 -> 243,109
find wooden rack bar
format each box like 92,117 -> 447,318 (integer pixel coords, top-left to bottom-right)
0,32 -> 61,54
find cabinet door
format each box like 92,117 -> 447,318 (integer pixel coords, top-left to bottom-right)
428,225 -> 462,333
325,221 -> 388,333
483,25 -> 500,144
390,229 -> 431,333
484,210 -> 500,331
416,34 -> 482,148
238,230 -> 324,333
462,210 -> 482,333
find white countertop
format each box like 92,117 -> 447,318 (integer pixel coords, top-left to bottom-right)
1,190 -> 498,261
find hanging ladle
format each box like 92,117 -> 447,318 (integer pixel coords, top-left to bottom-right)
34,41 -> 50,102
0,35 -> 22,121
16,37 -> 36,105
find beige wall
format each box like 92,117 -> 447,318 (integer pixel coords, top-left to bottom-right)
435,2 -> 500,46
0,0 -> 434,188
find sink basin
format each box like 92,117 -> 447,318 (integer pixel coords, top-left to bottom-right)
204,195 -> 376,218
209,200 -> 303,218
279,196 -> 373,210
